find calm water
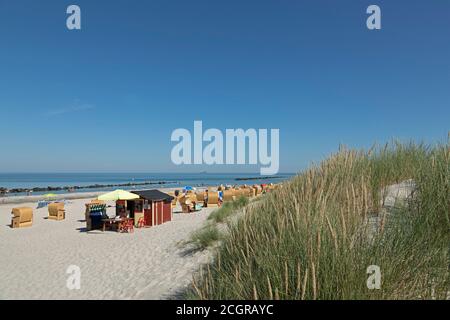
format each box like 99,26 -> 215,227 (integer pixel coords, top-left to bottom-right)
0,173 -> 294,195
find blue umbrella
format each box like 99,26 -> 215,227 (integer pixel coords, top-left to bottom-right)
183,186 -> 194,191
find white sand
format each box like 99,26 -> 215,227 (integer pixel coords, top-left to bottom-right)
0,196 -> 215,300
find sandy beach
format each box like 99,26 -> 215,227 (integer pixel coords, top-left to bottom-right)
0,194 -> 215,300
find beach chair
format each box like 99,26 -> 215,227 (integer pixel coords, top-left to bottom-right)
48,202 -> 65,220
233,188 -> 244,198
206,191 -> 219,207
195,192 -> 205,206
187,192 -> 197,202
184,198 -> 196,213
11,207 -> 33,228
167,191 -> 178,208
241,188 -> 252,198
223,189 -> 234,202
180,198 -> 190,213
253,185 -> 262,196
85,202 -> 107,231
181,203 -> 191,213
178,196 -> 193,213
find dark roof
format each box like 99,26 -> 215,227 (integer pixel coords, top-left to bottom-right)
133,189 -> 174,202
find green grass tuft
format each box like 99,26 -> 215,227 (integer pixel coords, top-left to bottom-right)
186,224 -> 222,251
208,196 -> 249,223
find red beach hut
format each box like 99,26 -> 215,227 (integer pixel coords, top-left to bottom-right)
133,190 -> 174,227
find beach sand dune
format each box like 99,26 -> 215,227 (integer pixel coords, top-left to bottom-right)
0,197 -> 213,299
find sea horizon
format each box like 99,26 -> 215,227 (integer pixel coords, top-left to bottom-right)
0,172 -> 295,195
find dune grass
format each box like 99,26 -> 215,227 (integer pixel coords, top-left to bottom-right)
208,196 -> 249,223
188,140 -> 450,299
186,196 -> 251,251
186,224 -> 222,251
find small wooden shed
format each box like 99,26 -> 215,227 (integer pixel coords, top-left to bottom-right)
133,190 -> 174,227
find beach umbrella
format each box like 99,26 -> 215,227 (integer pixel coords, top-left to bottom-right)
183,186 -> 194,191
43,193 -> 57,198
97,189 -> 139,201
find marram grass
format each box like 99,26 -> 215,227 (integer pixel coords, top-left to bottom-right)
186,223 -> 222,251
208,196 -> 249,223
188,140 -> 450,300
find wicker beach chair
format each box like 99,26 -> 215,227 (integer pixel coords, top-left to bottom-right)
195,192 -> 205,206
179,196 -> 194,213
233,188 -> 244,198
11,207 -> 33,228
48,202 -> 65,220
167,191 -> 178,208
206,191 -> 219,207
223,189 -> 234,202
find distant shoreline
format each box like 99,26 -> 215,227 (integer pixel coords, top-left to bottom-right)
0,187 -> 182,205
0,180 -> 175,195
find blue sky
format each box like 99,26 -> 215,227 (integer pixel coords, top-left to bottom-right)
0,0 -> 449,173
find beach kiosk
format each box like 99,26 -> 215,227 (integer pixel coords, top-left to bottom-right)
132,190 -> 174,227
94,190 -> 140,231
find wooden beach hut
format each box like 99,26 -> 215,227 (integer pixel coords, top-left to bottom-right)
132,190 -> 174,227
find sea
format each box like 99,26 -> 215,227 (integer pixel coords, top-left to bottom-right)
0,173 -> 295,196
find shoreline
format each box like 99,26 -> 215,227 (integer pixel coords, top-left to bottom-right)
0,181 -> 176,195
0,191 -> 107,205
0,186 -> 202,205
0,179 -> 287,205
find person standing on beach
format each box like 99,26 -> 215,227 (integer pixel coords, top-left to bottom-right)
218,190 -> 223,207
204,189 -> 209,207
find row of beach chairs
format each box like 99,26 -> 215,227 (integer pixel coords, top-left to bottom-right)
168,183 -> 279,213
10,184 -> 280,226
10,202 -> 66,228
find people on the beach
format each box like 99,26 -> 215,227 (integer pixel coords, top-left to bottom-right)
218,190 -> 223,207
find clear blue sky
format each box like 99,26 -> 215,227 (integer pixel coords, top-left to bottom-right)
0,0 -> 449,173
